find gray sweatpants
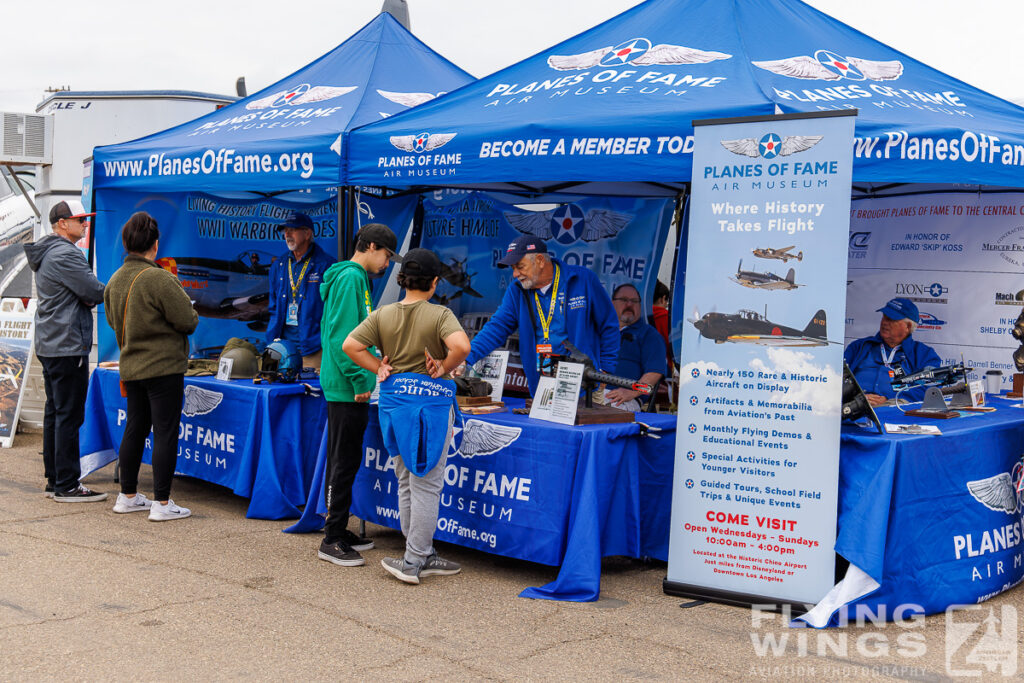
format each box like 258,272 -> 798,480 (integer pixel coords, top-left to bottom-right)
395,407 -> 454,567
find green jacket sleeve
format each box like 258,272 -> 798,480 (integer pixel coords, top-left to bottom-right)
322,272 -> 376,395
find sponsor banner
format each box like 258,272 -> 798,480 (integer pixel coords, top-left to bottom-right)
94,189 -> 416,361
667,112 -> 854,605
847,193 -> 1024,388
80,369 -> 325,518
0,306 -> 34,447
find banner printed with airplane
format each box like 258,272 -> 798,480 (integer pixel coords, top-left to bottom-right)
667,112 -> 855,607
420,191 -> 673,318
94,189 -> 417,360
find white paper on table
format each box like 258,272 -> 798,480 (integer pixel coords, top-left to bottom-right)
470,350 -> 509,402
884,423 -> 942,435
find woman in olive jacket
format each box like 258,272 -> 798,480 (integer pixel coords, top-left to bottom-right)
104,212 -> 198,521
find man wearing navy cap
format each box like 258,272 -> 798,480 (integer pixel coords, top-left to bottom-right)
266,211 -> 335,370
844,297 -> 942,406
461,235 -> 619,395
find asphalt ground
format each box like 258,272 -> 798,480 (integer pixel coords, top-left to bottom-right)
1,432 -> 1020,681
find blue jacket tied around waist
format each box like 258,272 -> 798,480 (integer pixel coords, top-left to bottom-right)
378,373 -> 460,477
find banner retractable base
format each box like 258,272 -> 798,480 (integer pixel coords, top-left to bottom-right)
662,579 -> 812,615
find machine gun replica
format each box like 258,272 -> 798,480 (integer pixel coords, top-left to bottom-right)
536,340 -> 653,424
891,361 -> 977,417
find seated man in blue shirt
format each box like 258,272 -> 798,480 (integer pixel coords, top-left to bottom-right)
843,297 -> 941,406
606,283 -> 668,411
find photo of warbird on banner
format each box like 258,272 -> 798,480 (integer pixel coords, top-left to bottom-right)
690,307 -> 829,347
420,190 -> 673,393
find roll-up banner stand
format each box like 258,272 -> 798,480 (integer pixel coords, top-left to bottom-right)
665,111 -> 856,609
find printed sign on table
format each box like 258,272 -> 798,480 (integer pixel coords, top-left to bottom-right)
666,111 -> 855,606
0,305 -> 34,447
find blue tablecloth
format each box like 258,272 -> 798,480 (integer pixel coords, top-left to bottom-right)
805,397 -> 1024,626
80,367 -> 326,519
284,399 -> 676,601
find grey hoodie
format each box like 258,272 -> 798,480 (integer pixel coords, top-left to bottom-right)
24,233 -> 106,357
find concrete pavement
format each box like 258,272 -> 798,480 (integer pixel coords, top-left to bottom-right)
1,432 -> 1020,681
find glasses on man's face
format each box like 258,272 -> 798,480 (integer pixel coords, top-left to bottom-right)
613,297 -> 640,305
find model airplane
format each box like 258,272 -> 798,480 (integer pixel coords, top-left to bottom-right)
752,245 -> 802,263
690,307 -> 828,346
730,260 -> 800,290
158,251 -> 275,331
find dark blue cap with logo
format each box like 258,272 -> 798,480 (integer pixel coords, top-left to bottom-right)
498,234 -> 548,267
877,297 -> 920,324
277,211 -> 314,231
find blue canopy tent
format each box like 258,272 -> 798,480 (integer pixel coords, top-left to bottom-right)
345,0 -> 1024,193
93,12 -> 472,194
89,12 -> 474,359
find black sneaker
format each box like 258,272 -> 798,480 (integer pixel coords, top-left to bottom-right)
318,539 -> 365,567
53,485 -> 108,503
339,528 -> 374,552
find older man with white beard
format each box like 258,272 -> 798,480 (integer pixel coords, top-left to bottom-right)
265,210 -> 335,370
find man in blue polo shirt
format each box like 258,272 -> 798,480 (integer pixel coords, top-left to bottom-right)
266,211 -> 335,370
844,297 -> 941,406
606,283 -> 668,411
463,235 -> 619,395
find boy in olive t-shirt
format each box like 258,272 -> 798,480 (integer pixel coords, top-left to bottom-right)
343,249 -> 471,584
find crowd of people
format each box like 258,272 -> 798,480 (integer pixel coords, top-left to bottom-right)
27,207 -> 674,584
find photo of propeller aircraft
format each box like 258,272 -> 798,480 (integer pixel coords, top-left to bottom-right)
729,260 -> 800,291
690,306 -> 828,347
752,245 -> 802,262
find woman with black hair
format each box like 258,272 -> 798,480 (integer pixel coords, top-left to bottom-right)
104,211 -> 198,521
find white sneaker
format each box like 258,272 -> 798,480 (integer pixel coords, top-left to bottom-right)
148,499 -> 191,522
113,492 -> 153,514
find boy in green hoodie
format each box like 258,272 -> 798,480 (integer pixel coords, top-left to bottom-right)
317,223 -> 401,567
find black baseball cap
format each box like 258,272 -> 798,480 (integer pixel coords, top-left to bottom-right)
498,234 -> 547,267
49,200 -> 95,225
356,223 -> 402,262
400,248 -> 441,279
276,211 -> 314,231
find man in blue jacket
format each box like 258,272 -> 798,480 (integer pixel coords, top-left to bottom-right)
266,211 -> 335,370
463,235 -> 619,395
844,297 -> 941,406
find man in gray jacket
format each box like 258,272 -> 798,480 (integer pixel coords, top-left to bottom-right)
24,200 -> 108,502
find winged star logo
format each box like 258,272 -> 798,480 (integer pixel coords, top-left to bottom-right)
245,84 -> 358,110
966,461 -> 1024,516
503,204 -> 633,245
721,134 -> 822,159
182,385 -> 224,417
390,132 -> 457,153
548,38 -> 731,71
752,50 -> 903,82
448,420 -> 522,459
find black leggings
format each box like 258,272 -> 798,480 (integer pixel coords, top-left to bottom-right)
118,373 -> 184,501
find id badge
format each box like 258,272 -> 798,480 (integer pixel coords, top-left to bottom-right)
536,343 -> 552,355
286,301 -> 299,326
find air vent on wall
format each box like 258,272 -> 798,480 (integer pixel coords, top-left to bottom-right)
0,113 -> 53,165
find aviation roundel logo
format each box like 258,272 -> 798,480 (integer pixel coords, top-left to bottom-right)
814,50 -> 865,80
689,396 -> 698,406
685,479 -> 694,489
759,133 -> 783,159
551,203 -> 586,244
929,282 -> 946,298
686,451 -> 695,461
599,38 -> 652,67
688,424 -> 697,433
412,132 -> 432,153
271,83 -> 311,107
691,368 -> 700,378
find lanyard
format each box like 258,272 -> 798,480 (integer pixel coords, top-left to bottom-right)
287,254 -> 312,300
533,265 -> 560,342
880,344 -> 899,367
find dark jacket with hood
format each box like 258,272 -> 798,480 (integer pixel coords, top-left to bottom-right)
24,233 -> 106,357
